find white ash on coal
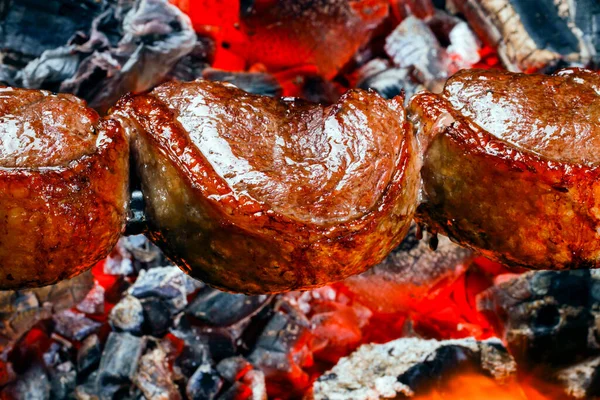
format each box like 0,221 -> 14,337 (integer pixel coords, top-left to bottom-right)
0,0 -> 200,112
311,337 -> 516,399
449,0 -> 599,71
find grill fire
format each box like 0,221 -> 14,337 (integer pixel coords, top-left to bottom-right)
1,0 -> 600,399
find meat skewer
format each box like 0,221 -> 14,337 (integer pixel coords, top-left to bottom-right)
2,67 -> 600,292
113,80 -> 419,293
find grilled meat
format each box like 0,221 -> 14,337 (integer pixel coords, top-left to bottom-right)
0,87 -> 129,289
114,80 -> 419,293
411,68 -> 600,270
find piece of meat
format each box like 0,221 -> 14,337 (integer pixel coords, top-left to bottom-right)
114,80 -> 419,294
410,68 -> 600,270
0,87 -> 129,289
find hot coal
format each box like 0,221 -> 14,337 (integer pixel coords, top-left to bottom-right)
52,310 -> 102,342
312,337 -> 517,399
0,271 -> 94,354
49,361 -> 77,400
202,68 -> 283,97
450,0 -> 594,71
217,356 -> 252,383
478,270 -> 600,398
109,295 -> 144,334
186,366 -> 223,400
77,335 -> 102,378
133,343 -> 181,400
76,281 -> 105,315
186,288 -> 271,327
478,270 -> 594,367
0,0 -> 198,112
0,363 -> 51,400
141,297 -> 173,337
128,266 -> 202,313
96,332 -> 146,398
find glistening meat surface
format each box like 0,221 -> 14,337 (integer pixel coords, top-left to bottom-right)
411,68 -> 600,270
0,87 -> 129,289
115,80 -> 419,293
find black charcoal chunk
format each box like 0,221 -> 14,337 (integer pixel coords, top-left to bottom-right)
168,35 -> 215,82
49,361 -> 77,400
217,357 -> 252,383
1,363 -> 51,400
477,270 -> 593,367
77,334 -> 102,377
52,310 -> 101,342
554,356 -> 600,399
186,366 -> 223,400
203,68 -> 283,97
97,332 -> 146,393
109,295 -> 145,334
129,266 -> 200,312
186,288 -> 271,327
141,297 -> 172,337
356,59 -> 422,103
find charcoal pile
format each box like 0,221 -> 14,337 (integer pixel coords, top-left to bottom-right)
0,0 -> 200,112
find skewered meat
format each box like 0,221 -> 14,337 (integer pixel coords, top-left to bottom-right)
411,68 -> 600,270
0,87 -> 129,289
114,80 -> 419,294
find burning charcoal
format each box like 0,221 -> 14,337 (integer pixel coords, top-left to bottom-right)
355,59 -> 423,102
52,310 -> 101,342
1,0 -> 197,112
554,356 -> 600,399
120,234 -> 166,268
43,341 -> 68,368
217,357 -> 252,383
1,363 -> 51,400
77,334 -> 102,377
385,16 -> 449,88
97,332 -> 146,399
202,68 -> 282,97
242,370 -> 267,400
391,0 -> 436,20
477,270 -> 593,367
49,361 -> 77,400
128,266 -> 200,312
186,288 -> 271,327
74,371 -> 99,400
133,344 -> 181,400
236,0 -> 389,79
450,0 -> 592,71
103,243 -> 134,276
186,366 -> 223,400
172,333 -> 212,377
0,360 -> 16,387
141,297 -> 172,337
168,36 -> 215,82
109,295 -> 145,334
0,271 -> 94,355
171,315 -> 238,362
312,338 -> 516,399
343,225 -> 472,314
248,309 -> 312,397
76,281 -> 105,315
0,1 -> 104,69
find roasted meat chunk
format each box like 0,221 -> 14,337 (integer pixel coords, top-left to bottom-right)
411,68 -> 600,270
115,80 -> 419,293
0,87 -> 129,289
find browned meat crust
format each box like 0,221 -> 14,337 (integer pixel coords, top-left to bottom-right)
411,68 -> 600,270
115,80 -> 419,293
0,89 -> 129,289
